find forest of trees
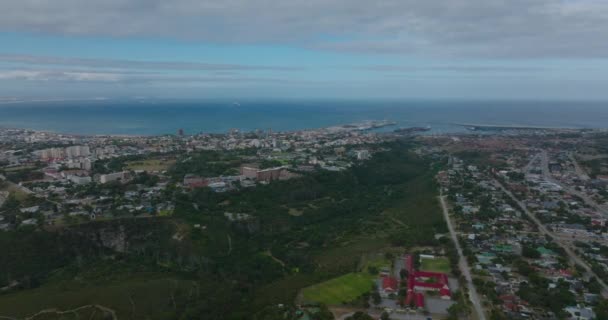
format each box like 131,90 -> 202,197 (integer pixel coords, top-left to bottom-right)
0,141 -> 443,319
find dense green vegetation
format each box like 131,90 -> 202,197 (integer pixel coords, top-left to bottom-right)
517,278 -> 576,317
0,227 -> 105,289
0,165 -> 44,182
169,149 -> 255,179
0,141 -> 444,319
581,158 -> 607,178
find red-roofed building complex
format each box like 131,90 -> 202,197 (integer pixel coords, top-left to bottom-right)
403,254 -> 452,309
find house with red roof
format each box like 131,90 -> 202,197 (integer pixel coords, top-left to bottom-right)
404,254 -> 414,273
403,263 -> 453,309
411,271 -> 451,299
381,276 -> 399,297
415,293 -> 425,308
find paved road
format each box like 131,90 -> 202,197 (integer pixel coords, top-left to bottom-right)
340,311 -> 428,320
540,150 -> 606,216
439,194 -> 486,320
568,152 -> 590,181
493,179 -> 608,298
523,153 -> 540,173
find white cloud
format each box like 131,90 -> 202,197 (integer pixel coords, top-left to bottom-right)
0,70 -> 123,82
0,54 -> 300,71
0,68 -> 322,86
1,0 -> 608,58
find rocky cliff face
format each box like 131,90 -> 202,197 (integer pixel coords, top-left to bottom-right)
96,224 -> 127,252
68,218 -> 175,254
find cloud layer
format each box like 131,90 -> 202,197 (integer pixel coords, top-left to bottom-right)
0,54 -> 310,85
0,54 -> 300,71
2,0 -> 608,58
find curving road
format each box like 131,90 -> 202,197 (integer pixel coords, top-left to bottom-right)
439,194 -> 487,320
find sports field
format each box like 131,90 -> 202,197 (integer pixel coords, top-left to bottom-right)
420,257 -> 451,273
301,273 -> 374,305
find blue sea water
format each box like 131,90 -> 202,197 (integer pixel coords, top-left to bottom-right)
0,99 -> 607,135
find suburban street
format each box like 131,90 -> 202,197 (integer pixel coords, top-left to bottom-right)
568,152 -> 590,181
493,179 -> 608,298
540,150 -> 607,216
439,194 -> 487,320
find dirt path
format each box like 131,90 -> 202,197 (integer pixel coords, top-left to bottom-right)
0,304 -> 118,320
226,234 -> 232,255
264,250 -> 286,267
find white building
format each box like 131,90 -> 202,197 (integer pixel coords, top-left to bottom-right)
99,171 -> 128,184
65,145 -> 90,158
35,145 -> 90,160
68,175 -> 92,185
35,148 -> 65,159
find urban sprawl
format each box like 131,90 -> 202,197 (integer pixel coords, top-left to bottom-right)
2,122 -> 608,320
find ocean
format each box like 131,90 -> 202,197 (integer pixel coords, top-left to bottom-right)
0,99 -> 607,136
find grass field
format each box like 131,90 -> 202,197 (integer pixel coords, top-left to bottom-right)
125,159 -> 175,172
313,238 -> 387,275
0,276 -> 199,319
361,253 -> 391,274
0,181 -> 30,201
420,257 -> 451,273
301,273 -> 374,305
2,165 -> 37,172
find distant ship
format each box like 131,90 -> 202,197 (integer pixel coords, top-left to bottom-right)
393,126 -> 431,134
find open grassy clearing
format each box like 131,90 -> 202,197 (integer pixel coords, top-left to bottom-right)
125,159 -> 176,172
313,238 -> 387,274
288,207 -> 304,216
360,253 -> 392,274
2,165 -> 38,172
420,256 -> 451,273
0,181 -> 30,201
301,273 -> 374,305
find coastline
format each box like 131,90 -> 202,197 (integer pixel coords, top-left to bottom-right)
1,100 -> 608,136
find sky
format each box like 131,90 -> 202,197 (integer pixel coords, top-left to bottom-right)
1,0 -> 608,101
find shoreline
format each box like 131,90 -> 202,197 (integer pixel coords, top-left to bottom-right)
0,120 -> 400,139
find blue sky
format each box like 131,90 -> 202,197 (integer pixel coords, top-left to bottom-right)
1,0 -> 608,101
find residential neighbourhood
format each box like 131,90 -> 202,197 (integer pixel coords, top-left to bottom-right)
0,122 -> 389,230
3,124 -> 608,319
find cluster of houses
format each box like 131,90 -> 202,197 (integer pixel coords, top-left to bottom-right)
1,121 -> 396,238
181,164 -> 299,193
441,154 -> 600,319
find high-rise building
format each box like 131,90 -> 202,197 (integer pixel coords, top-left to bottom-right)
65,145 -> 90,158
82,158 -> 93,171
35,147 -> 65,160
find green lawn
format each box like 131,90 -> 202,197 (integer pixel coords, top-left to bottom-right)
362,255 -> 391,275
301,273 -> 375,305
420,257 -> 451,273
